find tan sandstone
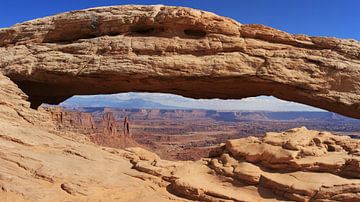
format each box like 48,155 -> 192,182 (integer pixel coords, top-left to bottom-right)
1,68 -> 360,201
0,5 -> 359,118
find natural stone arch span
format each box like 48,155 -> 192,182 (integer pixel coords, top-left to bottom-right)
0,5 -> 359,118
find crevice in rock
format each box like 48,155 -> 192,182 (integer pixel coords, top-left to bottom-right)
184,29 -> 206,38
0,134 -> 32,146
34,170 -> 54,183
63,149 -> 92,161
131,27 -> 155,35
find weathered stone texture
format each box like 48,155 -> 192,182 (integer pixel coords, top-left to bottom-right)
0,5 -> 359,118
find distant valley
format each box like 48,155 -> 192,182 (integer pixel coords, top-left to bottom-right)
64,106 -> 359,123
48,106 -> 360,160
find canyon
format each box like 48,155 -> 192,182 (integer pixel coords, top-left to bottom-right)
48,107 -> 360,160
0,5 -> 360,202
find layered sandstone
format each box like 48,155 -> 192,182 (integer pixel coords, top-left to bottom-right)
208,127 -> 360,201
50,108 -> 139,148
121,127 -> 360,202
0,5 -> 359,118
1,70 -> 360,201
0,72 -> 186,201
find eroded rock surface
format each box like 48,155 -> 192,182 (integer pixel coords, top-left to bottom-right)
115,126 -> 360,201
209,127 -> 360,201
0,72 -> 189,202
49,108 -> 139,149
1,70 -> 360,201
0,5 -> 359,118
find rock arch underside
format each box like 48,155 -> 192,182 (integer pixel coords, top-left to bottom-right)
0,5 -> 360,118
1,5 -> 360,202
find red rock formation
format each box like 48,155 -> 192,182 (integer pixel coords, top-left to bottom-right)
123,116 -> 131,137
100,112 -> 118,136
51,108 -> 95,130
49,108 -> 138,149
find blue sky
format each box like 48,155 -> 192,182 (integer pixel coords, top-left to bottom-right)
2,1 -> 359,111
2,0 -> 359,40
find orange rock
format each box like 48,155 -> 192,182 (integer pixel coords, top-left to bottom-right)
0,5 -> 359,118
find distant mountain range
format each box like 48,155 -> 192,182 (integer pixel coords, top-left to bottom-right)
61,97 -> 184,109
59,95 -> 360,122
59,93 -> 326,112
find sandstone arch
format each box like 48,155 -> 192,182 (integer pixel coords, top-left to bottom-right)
0,5 -> 359,118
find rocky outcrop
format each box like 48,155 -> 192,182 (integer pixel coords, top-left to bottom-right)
208,127 -> 360,201
49,108 -> 138,149
0,72 -> 50,126
1,70 -> 360,201
117,127 -> 360,202
121,127 -> 360,201
0,72 -> 186,202
0,5 -> 360,118
51,108 -> 96,129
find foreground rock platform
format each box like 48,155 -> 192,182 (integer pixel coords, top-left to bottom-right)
1,72 -> 360,201
0,72 -> 188,202
0,5 -> 360,118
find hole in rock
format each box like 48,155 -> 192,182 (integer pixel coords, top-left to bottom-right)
107,32 -> 121,36
184,29 -> 206,37
131,27 -> 155,35
42,93 -> 360,161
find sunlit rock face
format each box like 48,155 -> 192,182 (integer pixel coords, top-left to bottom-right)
207,127 -> 360,201
2,71 -> 359,201
0,5 -> 360,118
